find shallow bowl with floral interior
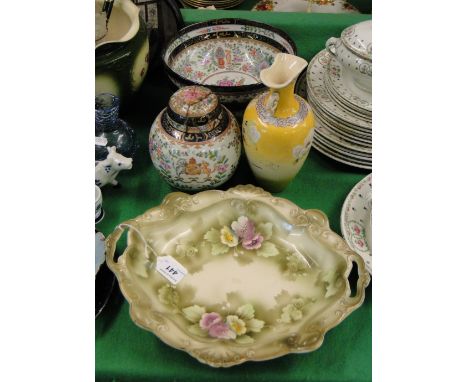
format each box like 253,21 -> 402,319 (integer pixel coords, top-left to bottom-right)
106,185 -> 370,367
162,19 -> 296,104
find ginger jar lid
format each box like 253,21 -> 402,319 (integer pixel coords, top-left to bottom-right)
341,20 -> 372,61
162,86 -> 230,142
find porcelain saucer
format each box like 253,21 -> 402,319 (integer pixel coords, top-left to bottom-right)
340,174 -> 372,273
307,50 -> 371,130
315,112 -> 372,146
324,77 -> 372,120
311,101 -> 372,137
312,139 -> 371,170
252,0 -> 359,13
314,123 -> 371,155
313,133 -> 371,163
326,55 -> 372,112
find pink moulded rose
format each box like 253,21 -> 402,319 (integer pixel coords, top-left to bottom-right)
199,312 -> 222,330
231,216 -> 255,241
208,322 -> 236,339
242,233 -> 264,250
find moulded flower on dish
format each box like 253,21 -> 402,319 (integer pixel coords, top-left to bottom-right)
105,185 -> 370,367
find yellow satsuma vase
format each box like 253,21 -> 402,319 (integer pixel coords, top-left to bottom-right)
242,53 -> 315,192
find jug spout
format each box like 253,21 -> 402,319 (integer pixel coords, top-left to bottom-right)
260,54 -> 308,118
260,53 -> 308,90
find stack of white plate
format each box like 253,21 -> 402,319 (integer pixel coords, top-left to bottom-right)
306,49 -> 372,169
182,0 -> 245,9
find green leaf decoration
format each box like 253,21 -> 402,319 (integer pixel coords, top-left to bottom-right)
235,335 -> 254,344
204,228 -> 220,244
236,304 -> 255,320
182,305 -> 206,323
256,242 -> 279,258
257,222 -> 273,240
289,307 -> 303,321
211,242 -> 230,256
188,324 -> 208,337
322,271 -> 340,298
279,310 -> 292,324
279,304 -> 303,324
292,298 -> 305,309
158,284 -> 180,307
285,254 -> 309,276
175,244 -> 198,258
247,318 -> 265,333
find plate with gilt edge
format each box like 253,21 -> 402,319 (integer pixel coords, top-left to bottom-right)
341,174 -> 372,274
324,77 -> 372,120
313,133 -> 372,163
314,112 -> 372,146
314,123 -> 372,154
105,185 -> 370,367
309,100 -> 372,139
307,50 -> 372,130
326,55 -> 372,113
252,0 -> 359,14
308,94 -> 372,136
313,132 -> 371,163
312,139 -> 372,170
183,0 -> 245,9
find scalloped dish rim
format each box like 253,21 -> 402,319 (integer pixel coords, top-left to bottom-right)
105,185 -> 370,367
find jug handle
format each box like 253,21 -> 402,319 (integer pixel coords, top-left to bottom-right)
325,37 -> 338,56
139,0 -> 185,65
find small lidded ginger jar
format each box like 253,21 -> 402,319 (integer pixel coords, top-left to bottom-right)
149,86 -> 241,191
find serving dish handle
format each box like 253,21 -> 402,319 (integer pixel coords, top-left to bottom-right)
344,252 -> 369,306
105,222 -> 141,273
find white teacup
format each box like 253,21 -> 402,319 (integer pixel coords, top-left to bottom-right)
326,20 -> 372,93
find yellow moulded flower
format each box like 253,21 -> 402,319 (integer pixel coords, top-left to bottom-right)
220,226 -> 239,247
226,315 -> 247,336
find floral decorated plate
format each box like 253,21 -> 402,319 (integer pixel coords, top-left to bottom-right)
313,138 -> 371,169
315,112 -> 372,146
325,55 -> 372,113
252,0 -> 359,13
312,121 -> 371,169
340,175 -> 372,273
106,185 -> 370,367
307,50 -> 372,130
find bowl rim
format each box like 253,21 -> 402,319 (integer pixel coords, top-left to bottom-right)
161,18 -> 298,93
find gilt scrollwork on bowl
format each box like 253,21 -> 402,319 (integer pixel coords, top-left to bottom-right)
106,185 -> 370,367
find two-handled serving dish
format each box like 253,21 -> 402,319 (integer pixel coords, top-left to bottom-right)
106,185 -> 370,367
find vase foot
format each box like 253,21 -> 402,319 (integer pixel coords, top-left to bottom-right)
255,177 -> 292,193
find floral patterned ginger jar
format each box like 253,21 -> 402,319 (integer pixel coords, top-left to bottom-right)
242,53 -> 314,192
149,86 -> 241,191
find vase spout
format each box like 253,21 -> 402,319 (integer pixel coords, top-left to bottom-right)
260,53 -> 308,90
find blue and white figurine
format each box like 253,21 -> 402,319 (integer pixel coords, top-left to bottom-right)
95,146 -> 133,187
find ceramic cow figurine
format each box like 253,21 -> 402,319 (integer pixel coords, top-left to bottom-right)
95,146 -> 133,187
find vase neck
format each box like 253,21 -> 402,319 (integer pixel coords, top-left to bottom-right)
271,80 -> 299,118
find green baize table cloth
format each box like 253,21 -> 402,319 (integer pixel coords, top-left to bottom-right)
96,9 -> 372,381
